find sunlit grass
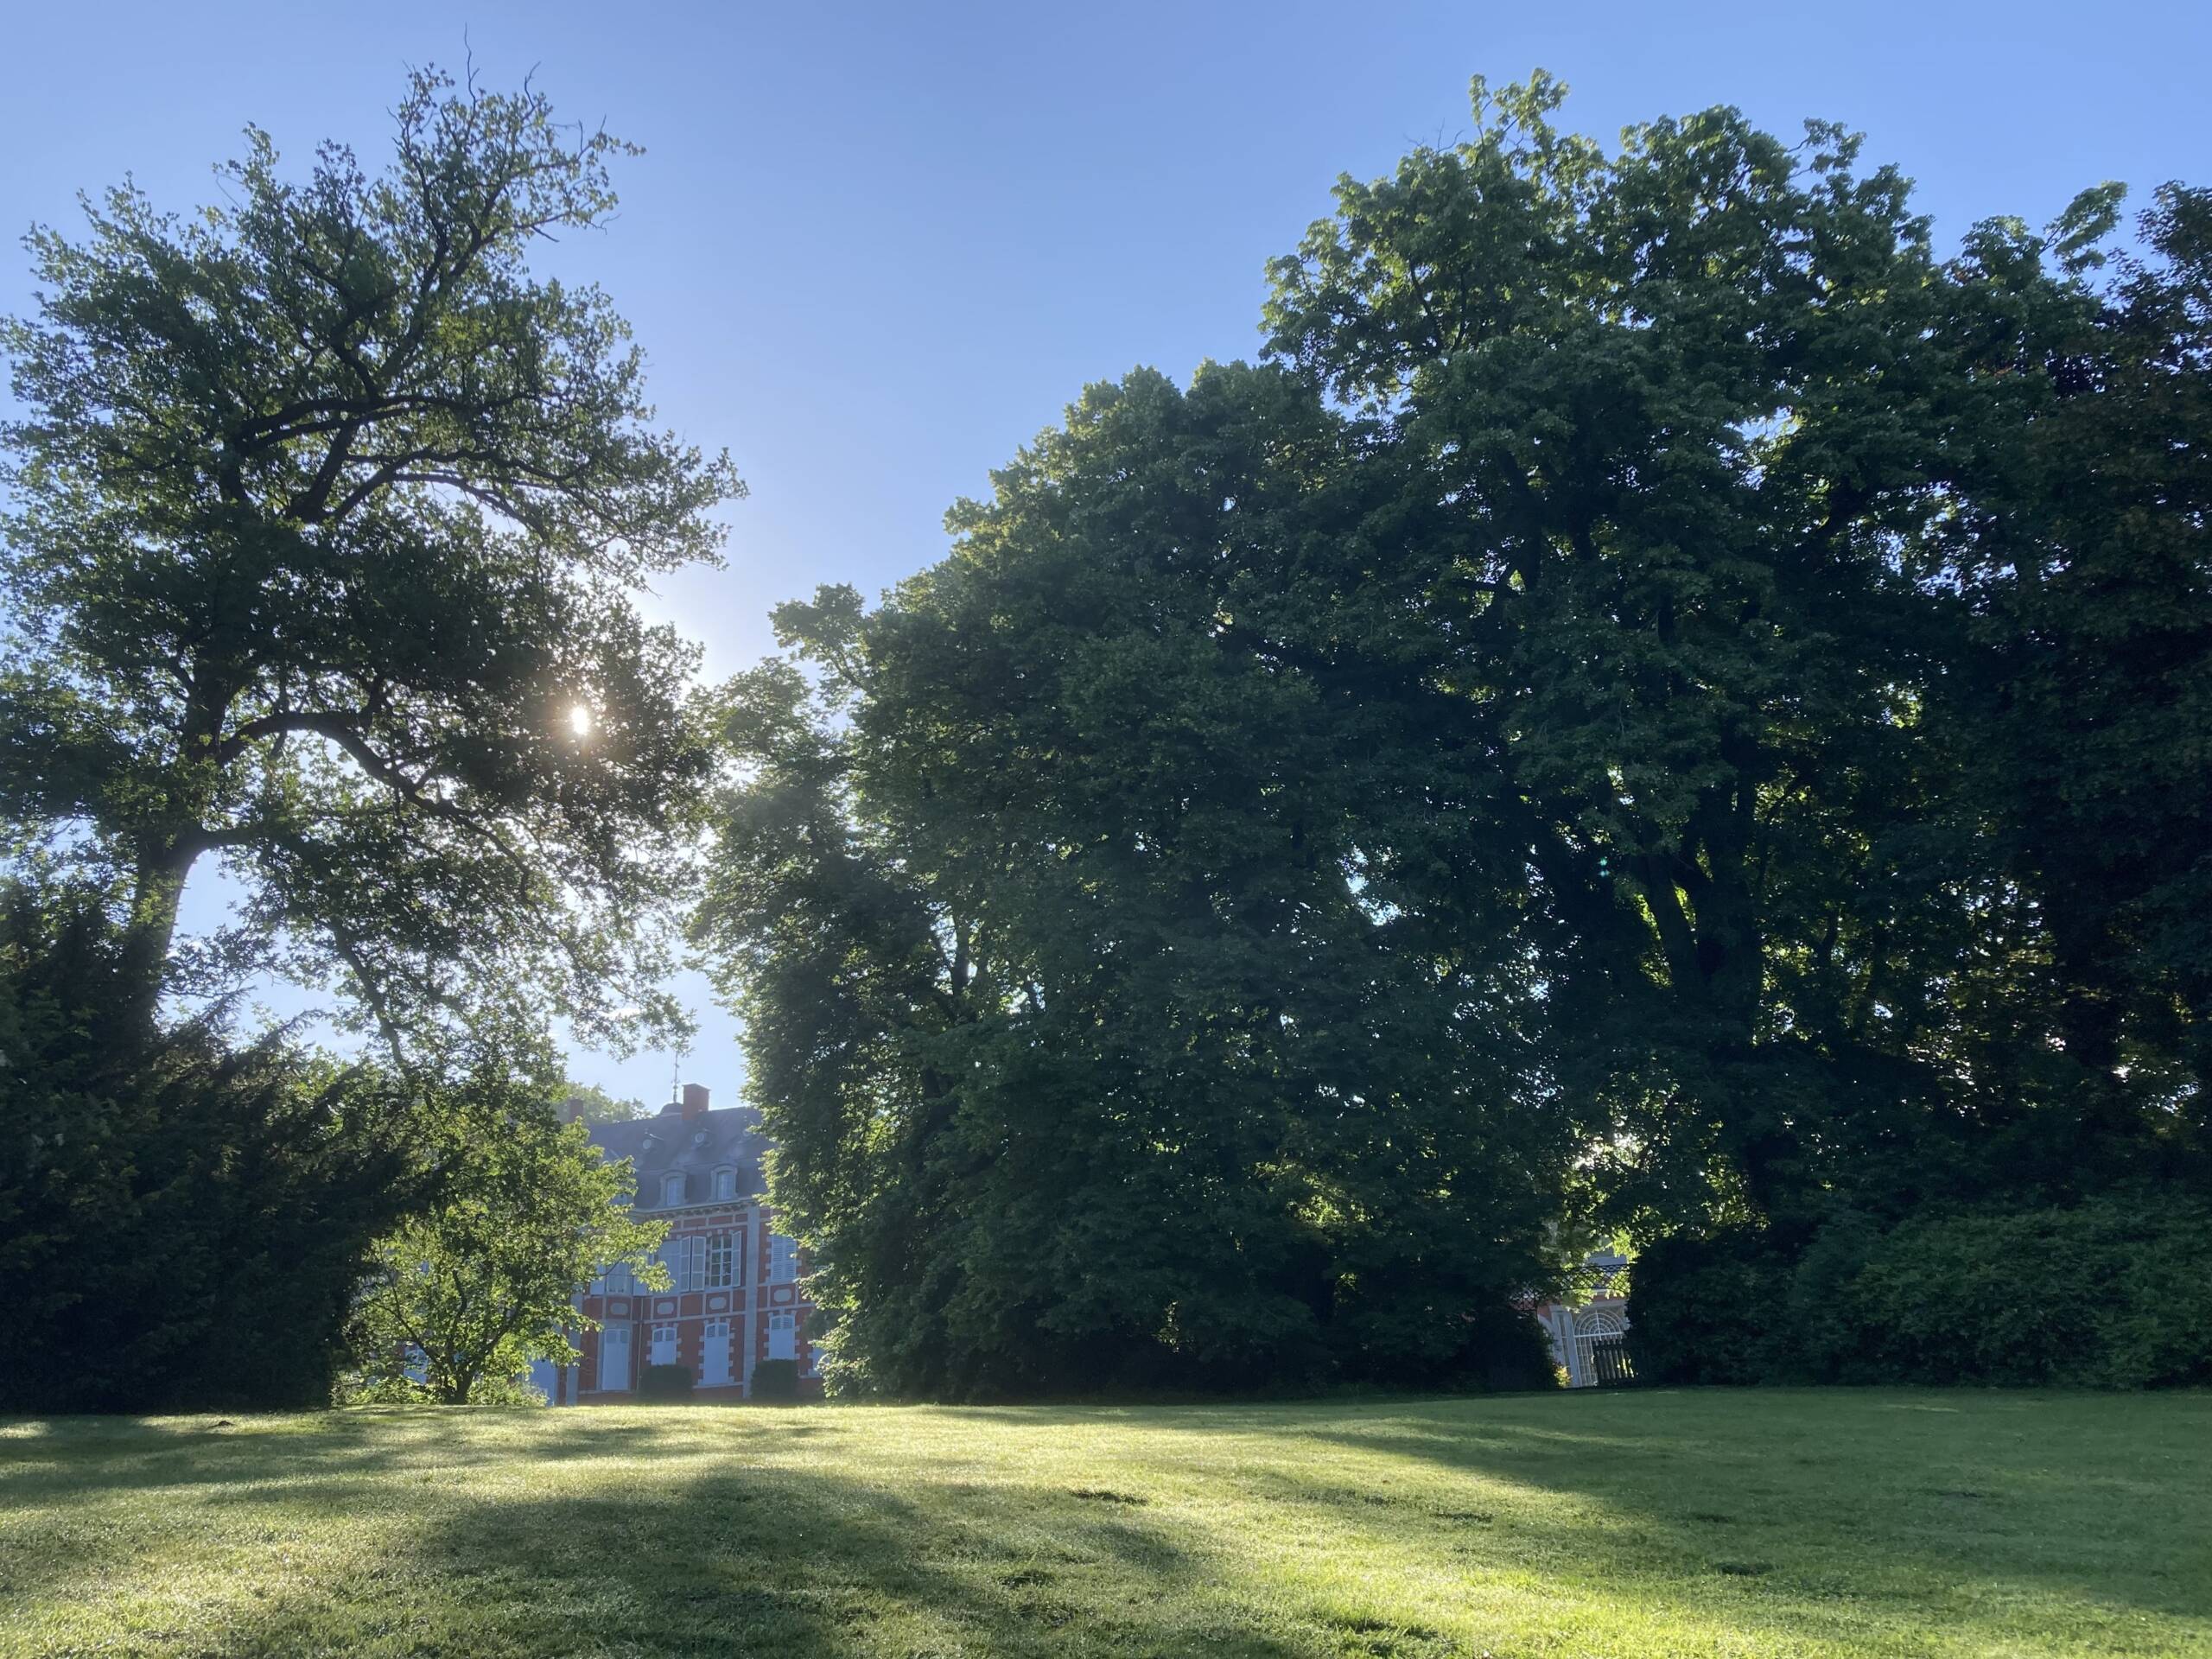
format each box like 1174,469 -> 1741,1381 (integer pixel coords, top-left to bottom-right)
2,1389 -> 2206,1656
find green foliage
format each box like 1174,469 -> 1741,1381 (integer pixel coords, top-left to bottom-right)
461,1373 -> 549,1408
346,1085 -> 667,1404
0,884 -> 424,1412
334,1372 -> 433,1406
1262,76 -> 2211,1224
0,67 -> 741,1052
638,1363 -> 694,1402
1920,184 -> 2212,1123
563,1082 -> 649,1126
335,1370 -> 546,1407
1632,1197 -> 2212,1389
702,454 -> 1568,1393
698,73 -> 2207,1397
748,1358 -> 799,1401
1847,1198 -> 2212,1389
1624,1231 -> 1797,1387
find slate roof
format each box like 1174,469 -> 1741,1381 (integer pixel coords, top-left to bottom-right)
588,1103 -> 770,1210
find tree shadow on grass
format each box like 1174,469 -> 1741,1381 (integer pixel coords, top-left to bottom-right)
6,1424 -> 1339,1659
227,1464 -> 1332,1659
0,1409 -> 699,1505
14,1395 -> 2208,1658
940,1389 -> 2212,1652
0,1412 -> 797,1620
1252,1390 -> 2212,1636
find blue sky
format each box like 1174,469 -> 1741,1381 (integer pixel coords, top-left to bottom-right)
4,0 -> 2206,1105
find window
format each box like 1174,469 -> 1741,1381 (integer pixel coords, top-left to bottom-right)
706,1231 -> 734,1290
702,1318 -> 732,1385
600,1323 -> 632,1391
768,1234 -> 798,1284
661,1236 -> 706,1293
713,1167 -> 736,1201
650,1323 -> 677,1366
660,1173 -> 685,1208
768,1309 -> 796,1361
598,1262 -> 636,1296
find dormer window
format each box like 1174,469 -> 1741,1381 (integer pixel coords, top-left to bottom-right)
713,1167 -> 736,1202
661,1173 -> 685,1207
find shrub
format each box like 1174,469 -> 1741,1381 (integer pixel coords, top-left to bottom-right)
0,892 -> 426,1413
335,1371 -> 546,1407
750,1358 -> 799,1401
1630,1193 -> 2212,1389
1465,1306 -> 1560,1392
335,1373 -> 429,1406
1625,1230 -> 1795,1385
467,1374 -> 549,1408
639,1363 -> 694,1401
1848,1197 -> 2212,1389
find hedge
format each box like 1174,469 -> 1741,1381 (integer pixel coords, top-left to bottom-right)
1629,1193 -> 2212,1389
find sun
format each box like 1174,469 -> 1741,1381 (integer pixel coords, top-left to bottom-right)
568,703 -> 594,738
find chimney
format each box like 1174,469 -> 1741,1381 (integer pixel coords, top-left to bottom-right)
564,1093 -> 585,1125
681,1082 -> 710,1122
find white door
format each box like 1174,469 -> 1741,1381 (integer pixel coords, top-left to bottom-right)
768,1309 -> 796,1361
600,1323 -> 632,1391
651,1323 -> 678,1367
702,1318 -> 732,1386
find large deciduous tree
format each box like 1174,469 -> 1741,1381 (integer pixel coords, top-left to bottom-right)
702,370 -> 1569,1397
0,68 -> 741,1050
1252,73 -> 2205,1226
1254,74 -> 1975,1229
1922,188 -> 2212,1149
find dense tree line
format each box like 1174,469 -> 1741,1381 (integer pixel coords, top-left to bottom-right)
697,78 -> 2209,1395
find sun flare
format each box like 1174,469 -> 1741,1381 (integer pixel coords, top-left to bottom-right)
568,703 -> 594,738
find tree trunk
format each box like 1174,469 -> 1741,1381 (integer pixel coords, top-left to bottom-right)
118,834 -> 201,1022
117,666 -> 233,1020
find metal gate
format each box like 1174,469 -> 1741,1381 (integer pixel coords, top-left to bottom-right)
1565,1306 -> 1636,1388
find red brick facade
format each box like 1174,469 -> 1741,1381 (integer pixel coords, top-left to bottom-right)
546,1090 -> 823,1403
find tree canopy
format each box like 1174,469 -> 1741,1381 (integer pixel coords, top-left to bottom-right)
348,1082 -> 667,1404
0,67 -> 741,1053
563,1081 -> 651,1126
697,75 -> 2209,1396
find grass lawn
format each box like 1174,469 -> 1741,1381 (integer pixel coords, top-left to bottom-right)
2,1389 -> 2207,1658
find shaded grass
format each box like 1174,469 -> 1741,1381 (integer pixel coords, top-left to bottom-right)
1,1389 -> 2207,1656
